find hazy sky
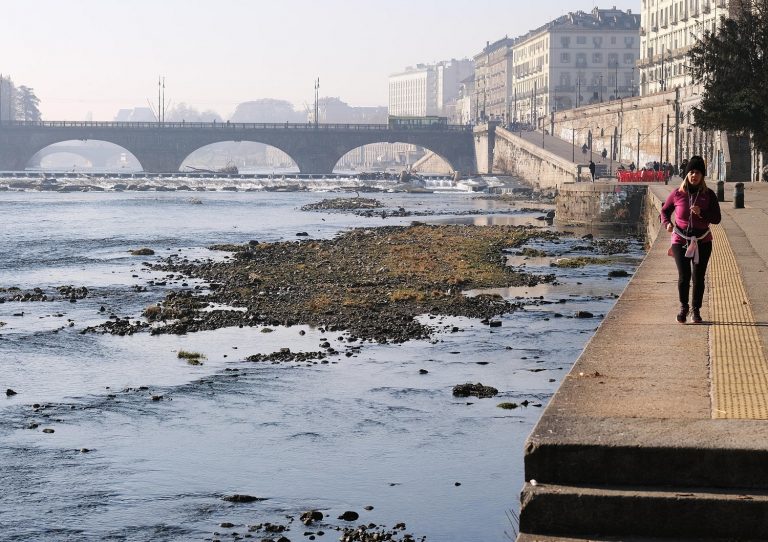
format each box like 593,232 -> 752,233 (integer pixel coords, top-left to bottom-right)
2,0 -> 639,121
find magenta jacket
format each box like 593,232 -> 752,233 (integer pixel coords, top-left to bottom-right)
660,186 -> 721,244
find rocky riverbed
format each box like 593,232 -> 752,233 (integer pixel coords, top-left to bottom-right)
84,223 -> 560,344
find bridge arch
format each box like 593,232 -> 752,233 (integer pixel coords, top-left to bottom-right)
180,141 -> 298,174
28,140 -> 142,172
333,141 -> 452,174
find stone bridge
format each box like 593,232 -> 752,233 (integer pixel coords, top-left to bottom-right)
0,121 -> 476,174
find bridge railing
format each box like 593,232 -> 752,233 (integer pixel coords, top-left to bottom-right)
0,120 -> 472,132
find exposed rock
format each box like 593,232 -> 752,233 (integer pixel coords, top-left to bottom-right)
452,383 -> 499,398
338,511 -> 359,521
222,494 -> 267,503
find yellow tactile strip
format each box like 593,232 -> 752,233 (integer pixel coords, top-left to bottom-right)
709,224 -> 768,419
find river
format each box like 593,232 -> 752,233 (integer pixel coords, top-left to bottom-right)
0,184 -> 643,541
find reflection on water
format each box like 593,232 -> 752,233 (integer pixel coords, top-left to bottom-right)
0,190 -> 643,541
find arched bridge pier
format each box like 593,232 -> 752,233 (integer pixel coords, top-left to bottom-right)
0,121 -> 476,174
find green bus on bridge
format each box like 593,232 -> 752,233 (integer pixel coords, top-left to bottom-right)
387,115 -> 448,129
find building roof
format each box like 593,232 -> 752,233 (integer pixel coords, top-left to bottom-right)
513,7 -> 640,45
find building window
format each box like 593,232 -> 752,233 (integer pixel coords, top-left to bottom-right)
611,36 -> 617,44
561,36 -> 571,48
576,53 -> 587,67
608,53 -> 619,67
593,52 -> 603,64
561,52 -> 571,63
576,36 -> 587,45
624,53 -> 635,64
593,36 -> 603,48
625,36 -> 635,48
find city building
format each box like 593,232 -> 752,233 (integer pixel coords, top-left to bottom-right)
388,59 -> 474,117
638,0 -> 733,96
511,7 -> 641,127
472,37 -> 514,123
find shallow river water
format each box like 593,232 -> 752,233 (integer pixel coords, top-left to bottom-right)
0,187 -> 644,541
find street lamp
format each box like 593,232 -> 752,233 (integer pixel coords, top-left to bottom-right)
624,127 -> 641,167
599,75 -> 603,102
571,126 -> 593,163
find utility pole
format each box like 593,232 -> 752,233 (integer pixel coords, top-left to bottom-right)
637,131 -> 641,167
0,73 -> 3,125
158,76 -> 161,124
314,77 -> 319,127
666,113 -> 671,164
162,77 -> 165,123
660,122 -> 664,165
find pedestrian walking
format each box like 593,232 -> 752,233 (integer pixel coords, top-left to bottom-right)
588,160 -> 596,182
660,156 -> 722,324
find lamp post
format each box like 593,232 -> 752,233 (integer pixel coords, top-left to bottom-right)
599,75 -> 603,102
577,78 -> 581,108
571,126 -> 592,163
624,128 -> 641,167
314,77 -> 320,127
615,66 -> 619,99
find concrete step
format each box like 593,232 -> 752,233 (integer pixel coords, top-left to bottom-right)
517,535 -> 744,542
525,416 -> 768,490
519,482 -> 768,539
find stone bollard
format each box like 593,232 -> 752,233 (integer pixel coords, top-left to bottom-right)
734,182 -> 745,209
717,180 -> 725,202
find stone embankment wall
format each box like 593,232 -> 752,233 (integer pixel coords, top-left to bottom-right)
552,93 -> 677,169
644,186 -> 667,246
493,127 -> 582,189
555,183 -> 647,228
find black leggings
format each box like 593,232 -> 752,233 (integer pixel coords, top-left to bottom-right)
670,241 -> 713,309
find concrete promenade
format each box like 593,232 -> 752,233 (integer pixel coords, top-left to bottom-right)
517,182 -> 768,540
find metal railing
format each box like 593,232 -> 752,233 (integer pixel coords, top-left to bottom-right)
0,120 -> 473,132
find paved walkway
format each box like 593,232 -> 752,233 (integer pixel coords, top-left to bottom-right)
516,128 -> 624,177
518,182 -> 768,540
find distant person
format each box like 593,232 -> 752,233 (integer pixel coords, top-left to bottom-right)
660,156 -> 721,324
629,162 -> 636,172
581,143 -> 588,155
601,148 -> 607,160
588,160 -> 596,182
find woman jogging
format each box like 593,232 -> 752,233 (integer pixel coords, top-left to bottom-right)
660,155 -> 722,324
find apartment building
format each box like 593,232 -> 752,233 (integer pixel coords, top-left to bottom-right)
473,37 -> 514,123
639,0 -> 734,95
388,59 -> 474,117
512,7 -> 641,126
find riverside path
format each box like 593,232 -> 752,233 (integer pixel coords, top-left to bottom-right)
517,182 -> 768,540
